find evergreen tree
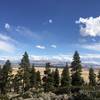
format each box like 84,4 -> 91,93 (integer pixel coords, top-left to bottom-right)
44,63 -> 51,75
0,65 -> 3,94
54,68 -> 59,87
42,63 -> 54,92
36,71 -> 41,86
20,52 -> 31,92
71,51 -> 84,86
1,60 -> 12,94
61,63 -> 71,87
30,64 -> 36,87
89,67 -> 96,86
98,70 -> 100,84
13,67 -> 23,93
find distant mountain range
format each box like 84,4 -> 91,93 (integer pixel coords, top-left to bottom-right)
0,59 -> 100,68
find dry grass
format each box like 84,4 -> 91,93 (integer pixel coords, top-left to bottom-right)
12,67 -> 99,82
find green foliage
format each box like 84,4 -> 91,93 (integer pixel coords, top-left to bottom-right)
71,51 -> 84,86
89,67 -> 96,86
54,86 -> 71,95
30,64 -> 36,87
13,67 -> 23,93
72,93 -> 94,100
0,51 -> 100,99
97,70 -> 100,84
1,60 -> 12,94
36,70 -> 41,86
71,71 -> 84,86
20,52 -> 30,69
0,95 -> 9,100
61,63 -> 71,87
71,51 -> 82,72
20,52 -> 31,92
22,92 -> 31,99
54,68 -> 60,87
43,63 -> 54,92
44,62 -> 51,74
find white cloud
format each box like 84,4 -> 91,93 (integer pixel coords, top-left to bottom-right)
16,26 -> 41,40
0,41 -> 15,52
81,43 -> 100,51
51,44 -> 57,48
0,33 -> 16,52
30,53 -> 100,65
80,54 -> 100,59
30,55 -> 49,61
0,34 -> 11,41
49,19 -> 53,23
5,23 -> 10,29
1,53 -> 100,65
76,16 -> 100,37
36,45 -> 46,49
80,54 -> 100,65
30,54 -> 72,64
0,55 -> 22,61
52,54 -> 72,62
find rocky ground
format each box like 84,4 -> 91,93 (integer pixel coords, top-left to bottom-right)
7,91 -> 69,100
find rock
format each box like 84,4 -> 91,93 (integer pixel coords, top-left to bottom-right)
18,97 -> 23,100
38,97 -> 44,100
63,94 -> 69,100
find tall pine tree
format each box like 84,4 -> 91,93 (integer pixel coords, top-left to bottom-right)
61,63 -> 71,87
89,67 -> 96,86
30,64 -> 36,87
13,67 -> 23,93
54,68 -> 59,87
42,63 -> 54,92
2,60 -> 12,94
98,70 -> 100,85
36,71 -> 41,87
20,52 -> 31,92
71,51 -> 84,86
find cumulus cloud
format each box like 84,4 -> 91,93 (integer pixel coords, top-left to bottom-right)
76,16 -> 100,37
36,45 -> 46,49
5,23 -> 10,29
51,44 -> 57,48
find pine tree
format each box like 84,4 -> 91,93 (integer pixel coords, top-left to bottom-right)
30,64 -> 36,87
20,52 -> 31,92
98,70 -> 100,84
71,51 -> 84,86
42,63 -> 54,92
13,67 -> 23,93
0,65 -> 3,94
44,63 -> 51,75
61,63 -> 71,87
1,60 -> 12,94
36,71 -> 41,86
89,67 -> 96,86
54,68 -> 59,87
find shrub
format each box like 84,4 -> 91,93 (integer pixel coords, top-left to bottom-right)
0,95 -> 9,100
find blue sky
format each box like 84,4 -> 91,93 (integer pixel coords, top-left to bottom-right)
0,0 -> 100,64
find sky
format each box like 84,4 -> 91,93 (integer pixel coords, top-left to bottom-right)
0,0 -> 100,65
